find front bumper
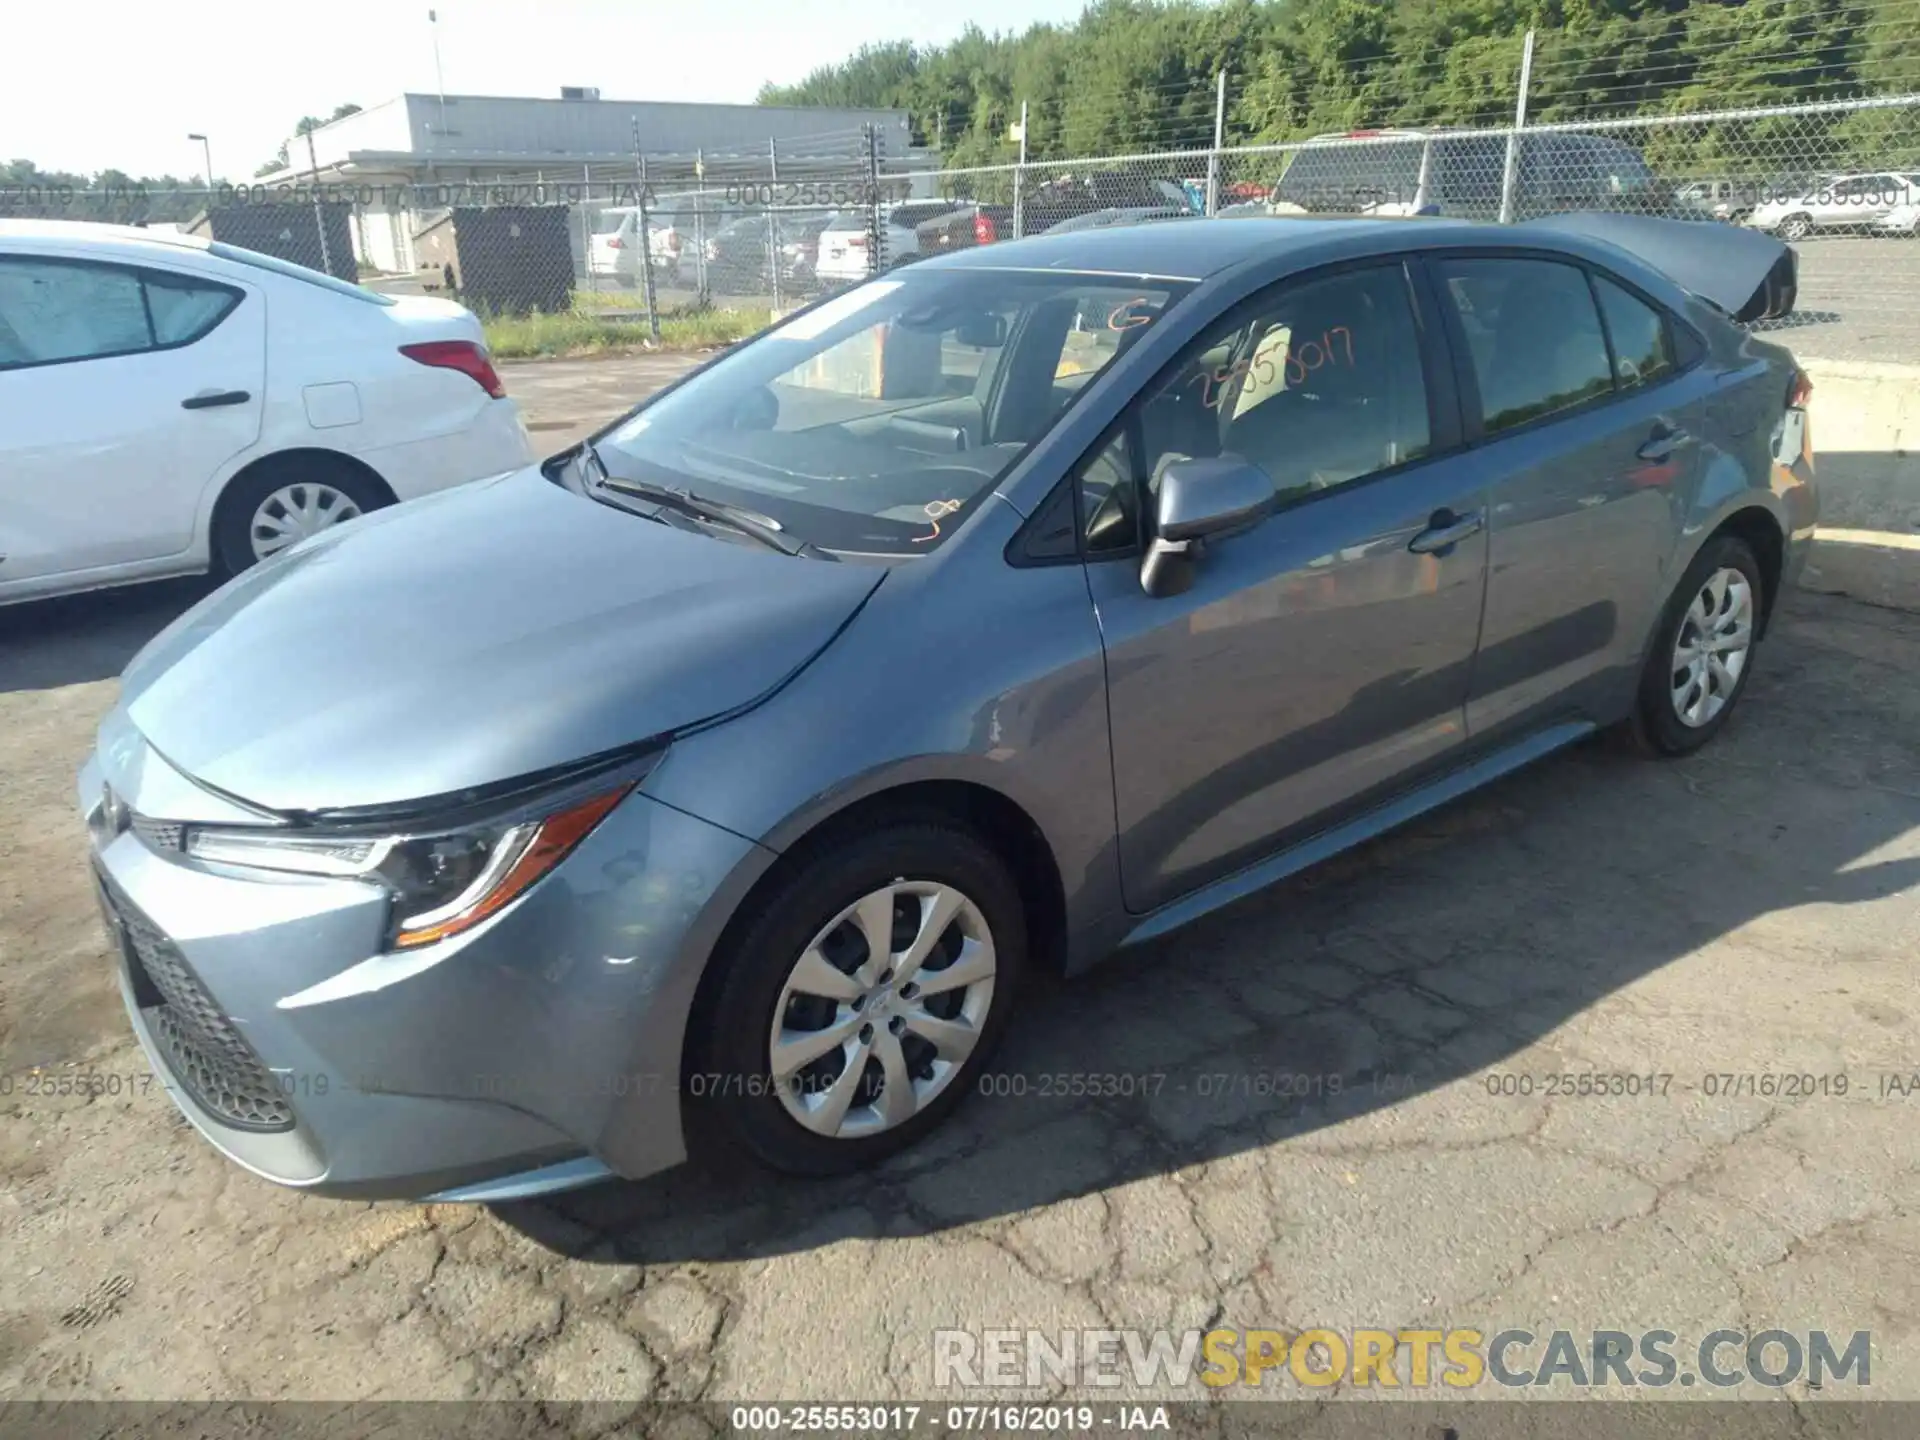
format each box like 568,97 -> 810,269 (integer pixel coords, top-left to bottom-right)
79,729 -> 768,1200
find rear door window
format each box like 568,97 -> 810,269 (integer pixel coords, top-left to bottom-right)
1437,257 -> 1616,434
0,257 -> 242,369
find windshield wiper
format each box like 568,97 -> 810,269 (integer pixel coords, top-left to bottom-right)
593,464 -> 832,560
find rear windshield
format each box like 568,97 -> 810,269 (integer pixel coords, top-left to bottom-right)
206,242 -> 394,305
1276,139 -> 1426,210
593,211 -> 634,235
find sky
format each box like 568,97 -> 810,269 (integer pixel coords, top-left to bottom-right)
9,0 -> 1093,181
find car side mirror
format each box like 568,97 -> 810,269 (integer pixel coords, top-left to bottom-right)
1139,455 -> 1277,599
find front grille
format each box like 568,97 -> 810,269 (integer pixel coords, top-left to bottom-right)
101,877 -> 294,1133
131,816 -> 184,853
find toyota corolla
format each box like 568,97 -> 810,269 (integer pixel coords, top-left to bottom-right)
80,214 -> 1815,1202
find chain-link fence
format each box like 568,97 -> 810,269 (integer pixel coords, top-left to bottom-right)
1,124 -> 904,346
895,91 -> 1920,364
8,91 -> 1920,363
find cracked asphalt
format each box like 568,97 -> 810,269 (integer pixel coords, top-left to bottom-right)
2,353 -> 1917,1406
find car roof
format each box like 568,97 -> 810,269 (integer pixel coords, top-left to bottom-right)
0,217 -> 216,258
911,215 -> 1466,281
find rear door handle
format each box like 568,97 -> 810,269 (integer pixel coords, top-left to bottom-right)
1408,508 -> 1484,555
181,390 -> 250,410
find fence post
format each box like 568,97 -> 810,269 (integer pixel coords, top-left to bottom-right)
1013,100 -> 1029,239
693,148 -> 710,308
1498,29 -> 1536,224
632,121 -> 661,345
767,136 -> 783,316
304,127 -> 335,278
1206,69 -> 1227,216
580,163 -> 596,298
864,123 -> 884,276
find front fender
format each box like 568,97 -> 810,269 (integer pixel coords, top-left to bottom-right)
643,509 -> 1127,972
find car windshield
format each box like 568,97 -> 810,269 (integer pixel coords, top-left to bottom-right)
596,267 -> 1191,555
592,211 -> 633,235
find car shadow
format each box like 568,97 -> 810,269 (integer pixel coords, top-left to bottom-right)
496,583 -> 1920,1264
0,578 -> 213,695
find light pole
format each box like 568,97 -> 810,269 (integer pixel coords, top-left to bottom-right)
187,133 -> 213,189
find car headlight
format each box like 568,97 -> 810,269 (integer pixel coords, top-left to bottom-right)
182,779 -> 636,951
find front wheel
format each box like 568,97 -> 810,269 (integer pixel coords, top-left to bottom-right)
1779,213 -> 1813,241
1629,535 -> 1765,756
686,820 -> 1026,1175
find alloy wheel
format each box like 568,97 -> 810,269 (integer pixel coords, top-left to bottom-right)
249,482 -> 363,561
769,880 -> 996,1139
1670,566 -> 1754,728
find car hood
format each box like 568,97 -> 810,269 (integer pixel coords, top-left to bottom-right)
1522,211 -> 1797,322
118,467 -> 885,814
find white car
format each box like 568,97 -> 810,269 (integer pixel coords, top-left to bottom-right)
1750,172 -> 1920,239
814,202 -> 962,283
0,220 -> 532,604
1877,201 -> 1920,235
588,206 -> 683,285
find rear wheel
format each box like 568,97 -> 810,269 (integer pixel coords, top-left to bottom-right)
687,820 -> 1025,1175
212,458 -> 392,577
1629,535 -> 1765,756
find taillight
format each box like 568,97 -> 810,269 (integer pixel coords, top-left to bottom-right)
604,236 -> 624,249
846,234 -> 868,249
974,213 -> 997,244
401,340 -> 506,399
1788,369 -> 1813,408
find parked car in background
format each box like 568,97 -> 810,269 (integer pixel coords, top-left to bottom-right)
1750,172 -> 1920,239
916,173 -> 1194,256
703,214 -> 839,295
1670,179 -> 1756,225
1273,128 -> 1659,221
1043,205 -> 1195,234
80,211 -> 1812,1202
589,207 -> 679,285
814,201 -> 965,283
0,220 -> 531,604
1876,201 -> 1920,235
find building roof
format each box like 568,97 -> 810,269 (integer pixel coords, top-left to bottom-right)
258,92 -> 913,185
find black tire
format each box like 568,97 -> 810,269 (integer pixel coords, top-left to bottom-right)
1629,535 -> 1766,757
1779,213 -> 1813,241
211,457 -> 392,578
686,818 -> 1026,1176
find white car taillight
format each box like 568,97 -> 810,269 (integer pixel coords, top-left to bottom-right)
401,340 -> 506,399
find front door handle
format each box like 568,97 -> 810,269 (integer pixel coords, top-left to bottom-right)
1638,424 -> 1683,461
1408,508 -> 1484,555
181,389 -> 251,410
